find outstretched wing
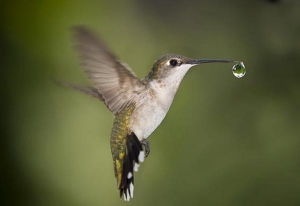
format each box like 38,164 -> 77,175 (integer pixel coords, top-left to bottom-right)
72,26 -> 146,114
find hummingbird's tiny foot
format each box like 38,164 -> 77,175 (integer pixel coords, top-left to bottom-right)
140,138 -> 150,158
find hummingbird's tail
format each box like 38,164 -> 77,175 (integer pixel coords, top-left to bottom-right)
120,132 -> 145,201
111,132 -> 145,201
54,79 -> 104,101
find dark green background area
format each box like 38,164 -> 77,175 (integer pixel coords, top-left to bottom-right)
1,1 -> 300,206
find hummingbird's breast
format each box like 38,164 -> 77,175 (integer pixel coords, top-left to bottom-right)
129,80 -> 179,140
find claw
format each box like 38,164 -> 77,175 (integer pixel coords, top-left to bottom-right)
140,138 -> 150,158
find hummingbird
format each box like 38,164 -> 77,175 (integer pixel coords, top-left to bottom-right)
61,26 -> 238,201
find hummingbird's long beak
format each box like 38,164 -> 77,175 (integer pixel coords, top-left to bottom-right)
187,59 -> 238,65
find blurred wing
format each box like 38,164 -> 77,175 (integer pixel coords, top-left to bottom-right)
73,26 -> 145,114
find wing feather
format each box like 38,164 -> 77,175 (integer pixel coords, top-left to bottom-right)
72,26 -> 146,114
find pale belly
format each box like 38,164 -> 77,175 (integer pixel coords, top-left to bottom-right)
129,96 -> 170,140
128,77 -> 183,140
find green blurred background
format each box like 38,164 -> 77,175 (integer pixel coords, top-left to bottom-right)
2,0 -> 300,205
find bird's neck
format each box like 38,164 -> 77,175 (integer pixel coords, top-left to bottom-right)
147,68 -> 190,111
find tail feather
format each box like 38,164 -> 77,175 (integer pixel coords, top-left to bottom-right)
119,132 -> 144,201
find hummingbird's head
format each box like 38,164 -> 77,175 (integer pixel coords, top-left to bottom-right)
146,54 -> 193,80
146,54 -> 234,81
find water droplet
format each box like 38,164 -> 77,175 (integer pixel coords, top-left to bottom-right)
232,62 -> 246,78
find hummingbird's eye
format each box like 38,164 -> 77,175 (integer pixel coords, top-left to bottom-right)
169,59 -> 178,67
